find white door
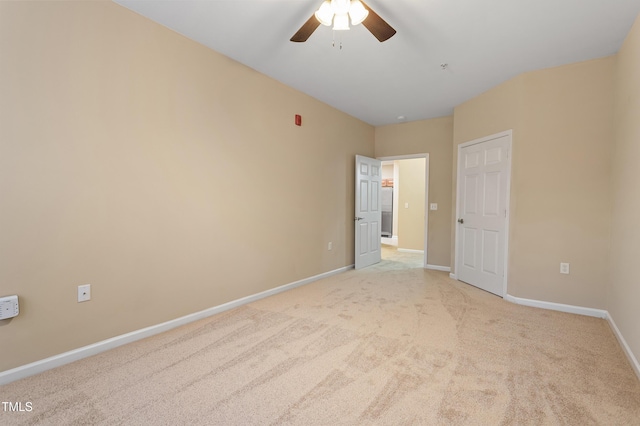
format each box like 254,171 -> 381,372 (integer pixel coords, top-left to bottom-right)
456,133 -> 511,296
355,155 -> 382,269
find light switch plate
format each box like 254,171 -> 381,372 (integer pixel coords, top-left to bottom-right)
560,263 -> 570,274
0,295 -> 19,320
430,203 -> 438,211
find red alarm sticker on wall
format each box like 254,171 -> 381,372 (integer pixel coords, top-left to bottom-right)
295,114 -> 302,126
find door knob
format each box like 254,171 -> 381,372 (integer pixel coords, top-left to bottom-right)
355,217 -> 364,221
457,218 -> 464,224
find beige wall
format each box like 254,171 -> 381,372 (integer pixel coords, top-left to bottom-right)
453,57 -> 615,309
609,15 -> 640,367
0,2 -> 373,372
375,117 -> 453,266
397,159 -> 425,251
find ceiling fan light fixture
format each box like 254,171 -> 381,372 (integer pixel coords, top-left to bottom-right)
291,0 -> 395,43
333,13 -> 350,30
315,1 -> 333,26
331,0 -> 351,15
349,0 -> 369,25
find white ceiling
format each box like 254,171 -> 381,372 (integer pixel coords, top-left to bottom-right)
113,0 -> 640,126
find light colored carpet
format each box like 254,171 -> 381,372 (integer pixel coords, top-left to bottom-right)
1,246 -> 639,425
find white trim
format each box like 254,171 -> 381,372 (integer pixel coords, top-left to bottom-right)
606,313 -> 640,380
454,130 -> 513,297
393,164 -> 399,240
0,265 -> 354,385
449,273 -> 457,279
397,248 -> 424,254
381,236 -> 398,246
378,153 -> 428,161
504,294 -> 607,318
426,264 -> 451,272
422,155 -> 430,269
378,154 -> 429,268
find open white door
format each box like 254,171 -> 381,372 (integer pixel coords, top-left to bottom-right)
355,155 -> 382,269
456,132 -> 511,296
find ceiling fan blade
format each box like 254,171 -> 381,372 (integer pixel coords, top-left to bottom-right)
361,1 -> 396,42
290,15 -> 321,42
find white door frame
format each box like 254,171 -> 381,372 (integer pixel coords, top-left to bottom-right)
377,153 -> 430,268
454,130 -> 512,296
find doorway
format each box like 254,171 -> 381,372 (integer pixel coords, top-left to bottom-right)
377,154 -> 429,268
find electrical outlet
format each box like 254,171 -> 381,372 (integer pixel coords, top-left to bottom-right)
78,284 -> 91,302
430,203 -> 438,211
560,263 -> 570,274
328,242 -> 332,250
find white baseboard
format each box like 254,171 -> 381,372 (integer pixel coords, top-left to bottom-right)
426,264 -> 451,272
381,236 -> 398,246
606,313 -> 640,381
397,248 -> 424,254
449,273 -> 457,279
504,294 -> 607,318
0,265 -> 354,385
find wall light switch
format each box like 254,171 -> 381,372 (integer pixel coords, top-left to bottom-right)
78,284 -> 91,302
0,295 -> 19,320
430,203 -> 438,211
560,263 -> 570,274
404,202 -> 409,209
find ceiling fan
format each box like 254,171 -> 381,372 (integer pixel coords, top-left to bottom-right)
290,0 -> 396,43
